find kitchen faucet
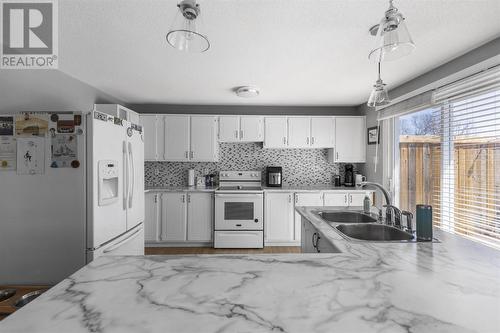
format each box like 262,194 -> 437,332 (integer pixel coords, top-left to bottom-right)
360,181 -> 394,225
360,182 -> 413,232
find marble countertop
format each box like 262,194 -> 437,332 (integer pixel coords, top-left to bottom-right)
145,186 -> 217,193
263,185 -> 373,192
146,185 -> 372,193
2,208 -> 499,332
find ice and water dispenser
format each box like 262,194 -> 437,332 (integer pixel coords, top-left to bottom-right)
98,160 -> 119,206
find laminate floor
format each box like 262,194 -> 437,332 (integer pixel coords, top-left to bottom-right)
145,246 -> 301,255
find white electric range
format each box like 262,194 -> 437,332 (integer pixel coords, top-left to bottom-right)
214,171 -> 264,248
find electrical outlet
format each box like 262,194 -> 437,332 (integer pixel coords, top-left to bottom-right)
154,168 -> 160,176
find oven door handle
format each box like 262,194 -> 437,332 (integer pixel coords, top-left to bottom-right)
215,194 -> 262,198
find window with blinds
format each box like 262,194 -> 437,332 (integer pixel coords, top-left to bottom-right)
431,67 -> 500,249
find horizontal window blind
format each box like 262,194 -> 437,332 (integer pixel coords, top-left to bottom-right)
377,90 -> 433,121
432,67 -> 500,249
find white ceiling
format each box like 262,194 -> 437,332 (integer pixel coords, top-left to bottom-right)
59,0 -> 500,106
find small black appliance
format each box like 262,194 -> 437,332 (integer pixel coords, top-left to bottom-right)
266,166 -> 282,187
344,164 -> 355,187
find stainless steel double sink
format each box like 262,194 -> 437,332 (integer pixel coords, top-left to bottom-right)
317,211 -> 415,242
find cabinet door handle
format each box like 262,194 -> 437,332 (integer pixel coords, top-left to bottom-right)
190,151 -> 194,159
316,234 -> 321,253
240,130 -> 243,139
187,194 -> 191,203
312,232 -> 318,248
306,137 -> 309,145
235,130 -> 238,139
283,137 -> 286,145
336,152 -> 339,160
344,194 -> 347,204
181,195 -> 185,203
185,151 -> 188,159
311,137 -> 315,145
295,195 -> 298,204
349,194 -> 352,204
154,194 -> 157,203
288,194 -> 291,203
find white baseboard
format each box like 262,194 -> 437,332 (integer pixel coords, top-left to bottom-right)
264,241 -> 301,246
145,242 -> 213,248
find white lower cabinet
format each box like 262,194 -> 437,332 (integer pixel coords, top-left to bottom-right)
145,191 -> 213,245
323,192 -> 367,207
348,193 -> 366,207
144,192 -> 161,242
264,192 -> 295,244
294,192 -> 323,242
323,192 -> 348,206
187,192 -> 213,241
301,219 -> 340,253
162,192 -> 187,241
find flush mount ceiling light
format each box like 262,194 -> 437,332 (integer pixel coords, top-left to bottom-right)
235,86 -> 260,98
166,0 -> 210,53
368,0 -> 415,62
367,62 -> 391,107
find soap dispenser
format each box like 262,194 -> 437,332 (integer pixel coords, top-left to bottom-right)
363,193 -> 371,214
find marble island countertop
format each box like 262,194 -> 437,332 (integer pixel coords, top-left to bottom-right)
2,208 -> 499,333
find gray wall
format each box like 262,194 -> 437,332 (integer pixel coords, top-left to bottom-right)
359,37 -> 500,196
388,37 -> 500,102
129,104 -> 359,116
0,70 -> 124,112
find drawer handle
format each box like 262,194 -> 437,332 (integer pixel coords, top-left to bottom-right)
236,224 -> 242,227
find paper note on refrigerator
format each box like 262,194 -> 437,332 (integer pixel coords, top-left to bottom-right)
0,136 -> 16,170
0,116 -> 14,136
17,137 -> 45,175
51,134 -> 77,168
15,114 -> 48,137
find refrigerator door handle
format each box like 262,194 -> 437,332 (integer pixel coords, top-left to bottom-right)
128,142 -> 135,208
123,141 -> 129,210
103,228 -> 142,254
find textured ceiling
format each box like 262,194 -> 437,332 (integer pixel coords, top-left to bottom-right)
59,0 -> 500,106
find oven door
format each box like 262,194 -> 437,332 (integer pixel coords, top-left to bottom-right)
215,193 -> 263,230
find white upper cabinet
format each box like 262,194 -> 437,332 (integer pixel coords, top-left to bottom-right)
190,116 -> 218,162
240,116 -> 263,142
219,116 -> 263,142
218,116 -> 240,142
311,117 -> 335,148
161,115 -> 218,162
264,117 -> 288,148
264,116 -> 334,149
329,116 -> 366,163
287,117 -> 311,148
141,115 -> 165,161
164,115 -> 190,161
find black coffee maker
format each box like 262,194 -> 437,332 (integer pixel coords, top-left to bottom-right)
344,164 -> 355,187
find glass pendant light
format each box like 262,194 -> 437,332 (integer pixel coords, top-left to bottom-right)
166,0 -> 210,53
368,0 -> 415,62
367,62 -> 391,107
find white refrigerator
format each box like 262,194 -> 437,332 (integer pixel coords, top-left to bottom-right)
86,110 -> 145,261
0,109 -> 144,285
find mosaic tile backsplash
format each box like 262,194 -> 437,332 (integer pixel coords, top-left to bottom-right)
145,143 -> 361,187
